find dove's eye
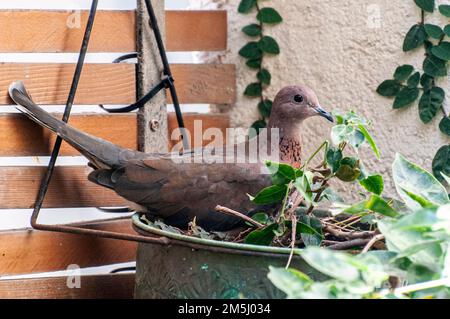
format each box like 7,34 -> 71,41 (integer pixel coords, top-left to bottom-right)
293,95 -> 304,103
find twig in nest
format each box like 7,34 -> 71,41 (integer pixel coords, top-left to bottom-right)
324,225 -> 375,240
215,205 -> 264,228
285,214 -> 297,269
327,238 -> 372,250
362,234 -> 385,253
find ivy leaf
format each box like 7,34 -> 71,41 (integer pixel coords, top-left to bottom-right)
359,175 -> 384,195
439,5 -> 450,17
414,0 -> 435,13
326,147 -> 343,173
376,80 -> 401,97
403,24 -> 428,52
251,213 -> 270,225
407,72 -> 421,88
431,42 -> 450,61
250,185 -> 287,205
258,99 -> 273,118
418,86 -> 445,123
444,25 -> 450,37
366,195 -> 399,217
336,157 -> 361,182
423,55 -> 447,77
433,145 -> 450,182
249,120 -> 267,138
245,224 -> 278,246
258,36 -> 280,54
244,82 -> 262,97
424,24 -> 443,39
265,160 -> 296,181
420,73 -> 434,91
394,64 -> 414,81
393,87 -> 420,109
256,7 -> 283,24
358,124 -> 381,159
439,117 -> 450,136
239,42 -> 263,59
246,58 -> 262,69
242,23 -> 262,37
257,68 -> 272,85
238,0 -> 257,13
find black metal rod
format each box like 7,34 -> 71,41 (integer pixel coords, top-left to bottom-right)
144,0 -> 189,150
31,0 -> 99,228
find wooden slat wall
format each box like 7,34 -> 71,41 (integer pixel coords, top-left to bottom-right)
0,113 -> 229,156
0,219 -> 136,275
0,274 -> 135,299
0,63 -> 235,105
0,10 -> 227,52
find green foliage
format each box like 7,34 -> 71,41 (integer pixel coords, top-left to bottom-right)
377,1 -> 450,180
238,0 -> 282,130
269,154 -> 450,299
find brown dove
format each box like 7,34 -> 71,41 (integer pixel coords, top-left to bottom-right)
9,82 -> 333,231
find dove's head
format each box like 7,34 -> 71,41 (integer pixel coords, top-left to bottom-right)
270,85 -> 333,123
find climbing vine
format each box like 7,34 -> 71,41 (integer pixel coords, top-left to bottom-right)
377,0 -> 450,181
237,0 -> 283,133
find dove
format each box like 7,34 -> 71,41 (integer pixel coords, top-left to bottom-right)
9,82 -> 333,231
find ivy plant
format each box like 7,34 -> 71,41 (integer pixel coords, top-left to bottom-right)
238,0 -> 283,133
377,0 -> 450,182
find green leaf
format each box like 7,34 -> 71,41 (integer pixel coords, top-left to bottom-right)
297,214 -> 323,247
348,129 -> 365,149
376,80 -> 402,97
423,55 -> 447,77
393,87 -> 420,109
265,160 -> 296,181
246,58 -> 262,69
431,42 -> 450,61
326,147 -> 343,172
394,65 -> 414,81
239,42 -> 263,59
393,153 -> 449,211
256,7 -> 283,24
249,120 -> 267,138
420,73 -> 434,91
358,124 -> 381,159
258,99 -> 272,118
238,0 -> 257,13
415,0 -> 435,12
418,86 -> 445,123
251,213 -> 270,225
258,36 -> 280,54
407,72 -> 421,88
301,247 -> 361,282
267,267 -> 312,299
244,82 -> 262,97
366,195 -> 399,217
424,23 -> 443,39
250,184 -> 288,205
432,145 -> 450,183
444,25 -> 450,37
242,23 -> 261,37
439,117 -> 450,136
331,124 -> 354,145
360,175 -> 384,195
294,171 -> 315,204
245,224 -> 278,246
403,24 -> 428,52
439,5 -> 450,17
257,69 -> 272,85
400,188 -> 436,208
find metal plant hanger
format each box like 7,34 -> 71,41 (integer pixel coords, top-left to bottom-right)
21,0 -> 189,244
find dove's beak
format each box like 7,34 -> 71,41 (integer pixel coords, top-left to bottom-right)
314,105 -> 334,123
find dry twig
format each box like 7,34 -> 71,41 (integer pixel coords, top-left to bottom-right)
327,238 -> 372,250
362,234 -> 385,253
215,205 -> 264,228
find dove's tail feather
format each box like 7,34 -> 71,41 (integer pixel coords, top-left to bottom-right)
9,81 -> 132,169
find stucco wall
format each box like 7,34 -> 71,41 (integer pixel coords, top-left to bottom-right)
191,0 -> 450,197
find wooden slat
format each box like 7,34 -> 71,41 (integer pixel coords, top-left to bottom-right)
0,219 -> 136,276
0,113 -> 228,156
0,10 -> 227,52
0,166 -> 127,208
0,274 -> 135,299
166,10 -> 227,52
0,64 -> 235,105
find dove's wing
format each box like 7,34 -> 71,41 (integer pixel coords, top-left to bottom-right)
89,155 -> 272,231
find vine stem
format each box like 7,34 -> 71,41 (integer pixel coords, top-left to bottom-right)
378,277 -> 450,298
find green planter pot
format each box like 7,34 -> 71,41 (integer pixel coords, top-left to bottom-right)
132,214 -> 325,299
